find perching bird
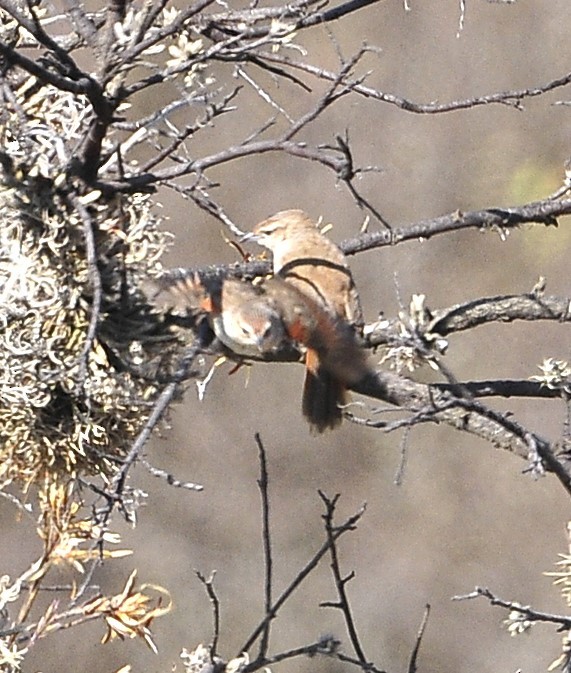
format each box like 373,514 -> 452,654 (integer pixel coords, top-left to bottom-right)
245,210 -> 370,431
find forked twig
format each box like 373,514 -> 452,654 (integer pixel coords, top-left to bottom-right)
319,491 -> 369,667
241,497 -> 366,655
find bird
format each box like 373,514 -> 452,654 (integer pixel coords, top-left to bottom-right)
157,272 -> 287,358
158,270 -> 371,432
247,209 -> 363,325
244,209 -> 370,432
261,275 -> 370,432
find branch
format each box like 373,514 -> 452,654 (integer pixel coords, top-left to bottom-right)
432,379 -> 563,399
95,137 -> 349,193
0,0 -> 83,74
99,342 -> 201,523
352,370 -> 571,497
196,571 -> 221,658
341,199 -> 571,255
255,433 -> 273,660
257,50 -> 571,113
98,51 -> 363,192
430,293 -> 571,336
408,605 -> 430,673
452,586 -> 571,629
140,458 -> 204,491
300,0 -> 386,27
116,0 -> 216,67
0,38 -> 93,95
366,292 -> 571,346
241,501 -> 366,657
203,0 -> 380,41
319,492 -> 370,667
158,195 -> 571,284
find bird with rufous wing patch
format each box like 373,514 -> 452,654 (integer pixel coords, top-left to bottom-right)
244,209 -> 371,432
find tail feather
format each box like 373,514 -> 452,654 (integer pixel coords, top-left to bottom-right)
302,348 -> 347,433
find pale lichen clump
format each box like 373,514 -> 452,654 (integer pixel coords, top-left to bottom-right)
0,78 -> 176,485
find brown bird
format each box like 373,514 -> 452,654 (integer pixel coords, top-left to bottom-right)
249,209 -> 363,325
246,209 -> 370,432
261,276 -> 370,432
158,273 -> 287,358
160,271 -> 370,431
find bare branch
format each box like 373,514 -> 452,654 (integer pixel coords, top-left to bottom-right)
452,586 -> 571,629
242,500 -> 366,656
0,37 -> 94,95
408,605 -> 430,673
258,50 -> 571,114
99,342 -> 201,523
352,369 -> 571,496
140,458 -> 204,491
300,0 -> 386,28
432,379 -> 564,400
342,199 -> 571,256
0,0 -> 83,73
255,433 -> 273,660
319,492 -> 370,666
196,571 -> 222,658
366,292 -> 571,347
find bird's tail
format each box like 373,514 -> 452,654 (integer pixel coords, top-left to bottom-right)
302,348 -> 347,433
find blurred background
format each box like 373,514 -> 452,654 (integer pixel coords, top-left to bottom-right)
3,0 -> 571,671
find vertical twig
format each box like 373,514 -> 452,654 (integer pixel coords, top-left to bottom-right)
394,425 -> 411,486
108,342 -> 200,504
69,343 -> 200,607
241,497 -> 366,654
68,193 -> 102,384
196,570 -> 221,658
407,604 -> 430,673
255,432 -> 273,659
319,491 -> 369,667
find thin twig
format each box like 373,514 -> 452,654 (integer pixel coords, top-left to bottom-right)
407,604 -> 430,673
452,587 -> 571,628
255,433 -> 273,660
241,500 -> 366,654
394,425 -> 411,486
196,570 -> 221,657
246,635 -> 386,673
258,50 -> 571,114
107,342 -> 200,507
319,492 -> 369,666
140,458 -> 204,491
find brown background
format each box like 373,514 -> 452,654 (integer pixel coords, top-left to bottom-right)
3,1 -> 571,671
